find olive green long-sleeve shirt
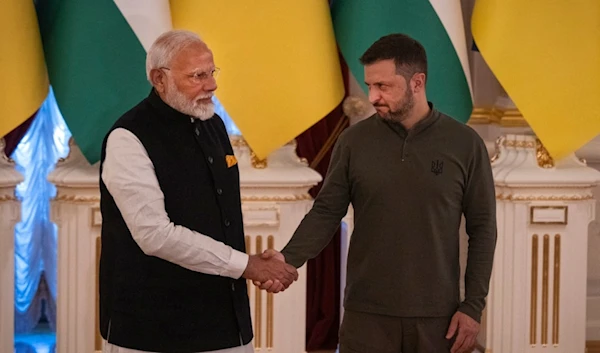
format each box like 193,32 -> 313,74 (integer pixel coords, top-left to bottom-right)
282,107 -> 497,322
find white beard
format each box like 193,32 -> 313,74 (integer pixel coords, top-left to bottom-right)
165,84 -> 214,120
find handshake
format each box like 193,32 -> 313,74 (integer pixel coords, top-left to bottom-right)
242,249 -> 298,293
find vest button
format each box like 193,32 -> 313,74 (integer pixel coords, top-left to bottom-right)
195,128 -> 200,135
224,219 -> 230,227
216,188 -> 223,195
208,156 -> 214,164
231,282 -> 235,291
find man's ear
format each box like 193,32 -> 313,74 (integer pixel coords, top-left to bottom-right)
150,69 -> 166,93
411,72 -> 426,93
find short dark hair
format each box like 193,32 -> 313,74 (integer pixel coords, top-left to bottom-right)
359,33 -> 428,82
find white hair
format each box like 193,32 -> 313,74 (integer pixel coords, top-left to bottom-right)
146,30 -> 203,81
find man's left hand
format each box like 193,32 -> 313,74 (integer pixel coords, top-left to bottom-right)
445,311 -> 479,353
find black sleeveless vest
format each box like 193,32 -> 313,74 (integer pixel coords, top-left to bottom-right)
99,90 -> 252,352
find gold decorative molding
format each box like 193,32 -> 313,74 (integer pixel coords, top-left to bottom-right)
553,234 -> 561,346
242,186 -> 310,190
242,206 -> 281,212
54,193 -> 100,203
0,194 -> 18,202
531,234 -> 539,346
242,206 -> 280,228
468,108 -> 494,125
229,136 -> 268,169
536,138 -> 555,168
241,194 -> 312,202
254,236 -> 263,349
468,107 -> 528,127
516,140 -> 536,149
588,340 -> 600,353
0,137 -> 17,164
90,207 -> 102,227
529,206 -> 568,225
497,194 -> 594,201
244,222 -> 279,228
267,235 -> 275,349
250,151 -> 267,169
490,136 -> 505,164
230,137 -> 249,148
498,109 -> 528,127
246,234 -> 276,349
542,234 -> 550,346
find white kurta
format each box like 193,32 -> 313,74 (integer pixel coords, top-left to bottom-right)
101,128 -> 253,353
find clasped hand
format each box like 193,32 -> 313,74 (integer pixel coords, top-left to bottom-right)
242,249 -> 297,293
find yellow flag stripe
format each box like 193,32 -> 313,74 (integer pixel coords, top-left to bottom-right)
0,1 -> 48,138
170,1 -> 345,159
472,1 -> 600,160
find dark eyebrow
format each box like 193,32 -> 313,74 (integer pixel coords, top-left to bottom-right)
365,80 -> 392,86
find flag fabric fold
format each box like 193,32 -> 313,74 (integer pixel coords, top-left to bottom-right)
472,0 -> 600,160
170,0 -> 345,159
0,1 -> 48,138
332,0 -> 473,123
36,0 -> 172,164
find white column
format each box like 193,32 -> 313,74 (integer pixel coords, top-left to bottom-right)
232,137 -> 321,353
0,139 -> 24,353
576,136 -> 600,341
480,134 -> 600,352
48,140 -> 101,353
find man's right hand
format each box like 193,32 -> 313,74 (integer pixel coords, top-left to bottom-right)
242,253 -> 298,293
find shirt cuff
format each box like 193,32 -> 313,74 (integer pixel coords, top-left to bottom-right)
222,249 -> 249,279
457,301 -> 482,323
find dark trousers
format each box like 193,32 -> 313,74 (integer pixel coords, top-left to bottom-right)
339,310 -> 454,353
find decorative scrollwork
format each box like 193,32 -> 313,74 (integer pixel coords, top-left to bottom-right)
536,139 -> 555,169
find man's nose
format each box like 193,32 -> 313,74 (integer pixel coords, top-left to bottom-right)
203,76 -> 217,92
368,88 -> 381,105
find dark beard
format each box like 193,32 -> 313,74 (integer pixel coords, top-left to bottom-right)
389,98 -> 414,123
380,89 -> 415,123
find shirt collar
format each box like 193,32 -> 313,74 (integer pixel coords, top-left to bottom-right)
379,102 -> 440,137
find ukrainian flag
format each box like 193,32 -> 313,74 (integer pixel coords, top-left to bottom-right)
472,1 -> 600,160
0,1 -> 48,138
170,0 -> 345,159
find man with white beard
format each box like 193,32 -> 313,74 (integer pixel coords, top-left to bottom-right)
98,30 -> 297,353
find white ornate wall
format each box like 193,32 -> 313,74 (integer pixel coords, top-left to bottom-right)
484,134 -> 599,352
581,139 -> 600,341
471,124 -> 600,348
0,139 -> 24,353
48,139 -> 102,353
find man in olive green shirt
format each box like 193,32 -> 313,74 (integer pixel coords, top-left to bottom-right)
259,34 -> 496,353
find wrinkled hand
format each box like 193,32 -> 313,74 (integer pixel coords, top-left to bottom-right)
446,311 -> 480,353
252,249 -> 295,293
242,251 -> 297,293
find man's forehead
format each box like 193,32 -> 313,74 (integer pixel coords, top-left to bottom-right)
364,61 -> 411,82
172,46 -> 214,69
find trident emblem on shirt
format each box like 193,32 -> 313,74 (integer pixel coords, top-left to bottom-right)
431,160 -> 444,176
